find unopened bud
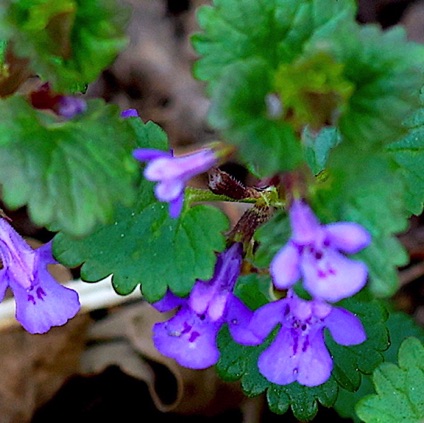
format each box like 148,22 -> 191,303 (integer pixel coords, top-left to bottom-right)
208,167 -> 260,200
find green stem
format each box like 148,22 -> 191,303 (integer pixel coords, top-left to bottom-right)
185,187 -> 258,204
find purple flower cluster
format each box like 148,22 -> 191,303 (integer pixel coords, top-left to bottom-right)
126,109 -> 370,386
151,199 -> 370,387
0,218 -> 80,334
247,199 -> 370,385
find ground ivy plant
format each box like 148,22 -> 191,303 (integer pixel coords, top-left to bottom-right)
0,0 -> 423,421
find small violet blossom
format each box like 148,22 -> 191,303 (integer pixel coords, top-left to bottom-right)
121,108 -> 139,118
250,290 -> 366,387
123,107 -> 217,218
152,243 -> 259,369
271,200 -> 371,302
56,96 -> 87,119
0,218 -> 80,334
133,147 -> 217,218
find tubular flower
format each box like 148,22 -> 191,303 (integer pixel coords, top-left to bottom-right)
152,243 -> 259,369
0,218 -> 80,334
250,290 -> 366,387
133,147 -> 217,218
270,199 -> 371,302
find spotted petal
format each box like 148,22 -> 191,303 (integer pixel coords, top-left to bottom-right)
295,327 -> 333,387
258,326 -> 299,385
153,306 -> 221,369
11,268 -> 80,334
301,249 -> 368,302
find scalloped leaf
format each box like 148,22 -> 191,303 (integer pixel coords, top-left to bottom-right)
194,0 -> 424,176
356,337 -> 424,423
196,0 -> 356,176
334,310 -> 424,422
0,95 -> 140,236
387,99 -> 424,216
193,0 -> 357,90
337,25 -> 424,145
53,182 -> 229,302
207,58 -> 302,176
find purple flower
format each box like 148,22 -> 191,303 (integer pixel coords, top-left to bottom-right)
152,243 -> 260,369
271,200 -> 371,302
56,96 -> 87,119
121,108 -> 139,118
133,148 -> 217,218
0,219 -> 80,334
250,290 -> 366,387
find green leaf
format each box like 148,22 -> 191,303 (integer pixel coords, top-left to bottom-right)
53,183 -> 229,301
0,40 -> 7,82
193,0 -> 357,90
387,103 -> 424,215
303,126 -> 341,175
267,380 -> 338,419
197,0 -> 357,176
0,95 -> 140,236
360,235 -> 408,298
0,40 -> 6,66
334,310 -> 424,422
274,51 -> 354,131
337,25 -> 424,145
125,116 -> 170,152
195,0 -> 424,176
356,337 -> 424,423
207,58 -> 303,176
234,274 -> 273,310
0,0 -> 129,92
